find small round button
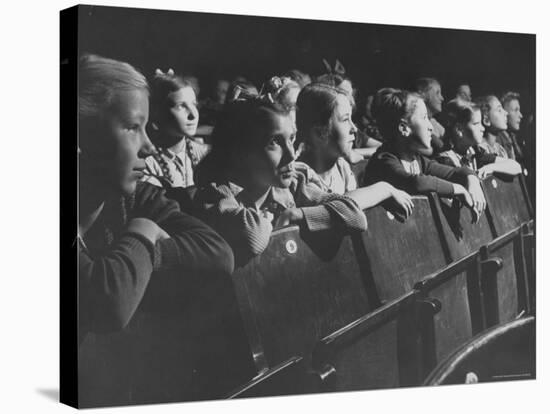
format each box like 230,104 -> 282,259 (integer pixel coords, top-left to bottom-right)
285,239 -> 297,254
491,179 -> 498,189
386,211 -> 395,220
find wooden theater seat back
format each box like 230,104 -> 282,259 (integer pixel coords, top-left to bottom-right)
360,196 -> 449,302
231,226 -> 373,371
483,175 -> 532,236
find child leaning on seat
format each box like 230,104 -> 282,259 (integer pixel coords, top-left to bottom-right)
437,99 -> 521,178
193,92 -> 368,265
363,88 -> 487,222
294,82 -> 413,214
77,55 -> 234,342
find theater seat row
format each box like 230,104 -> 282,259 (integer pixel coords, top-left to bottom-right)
229,174 -> 534,398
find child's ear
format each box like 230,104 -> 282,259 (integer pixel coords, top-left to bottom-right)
312,126 -> 329,143
454,124 -> 463,138
398,120 -> 411,137
481,113 -> 491,128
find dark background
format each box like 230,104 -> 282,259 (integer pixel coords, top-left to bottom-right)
77,5 -> 536,114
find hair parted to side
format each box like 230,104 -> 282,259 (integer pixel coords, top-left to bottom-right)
78,54 -> 148,124
195,96 -> 290,185
295,82 -> 347,147
500,91 -> 520,107
372,87 -> 423,142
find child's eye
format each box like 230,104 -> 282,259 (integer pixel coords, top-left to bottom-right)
267,138 -> 279,148
127,124 -> 140,132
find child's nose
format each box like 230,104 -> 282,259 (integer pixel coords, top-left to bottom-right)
282,139 -> 296,164
350,121 -> 358,136
138,132 -> 156,158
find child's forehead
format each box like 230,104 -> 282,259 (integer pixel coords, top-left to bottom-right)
488,96 -> 501,108
109,88 -> 149,116
269,112 -> 295,132
505,99 -> 520,109
410,97 -> 427,113
428,82 -> 441,92
471,108 -> 482,119
334,94 -> 352,113
167,86 -> 196,102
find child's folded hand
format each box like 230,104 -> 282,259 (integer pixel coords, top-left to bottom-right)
477,165 -> 494,179
274,208 -> 304,228
391,189 -> 414,218
466,177 -> 487,217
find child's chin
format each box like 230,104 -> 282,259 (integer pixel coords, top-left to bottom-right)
184,127 -> 198,136
417,146 -> 433,156
120,180 -> 138,196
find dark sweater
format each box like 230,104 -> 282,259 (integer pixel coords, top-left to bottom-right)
362,144 -> 475,196
436,146 -> 498,170
78,182 -> 234,343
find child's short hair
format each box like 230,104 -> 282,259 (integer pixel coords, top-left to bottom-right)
500,91 -> 521,107
371,88 -> 423,142
295,82 -> 347,147
78,54 -> 148,124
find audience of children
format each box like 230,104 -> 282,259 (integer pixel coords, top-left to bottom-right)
436,99 -> 521,178
363,88 -> 487,222
77,51 -> 533,339
294,82 -> 413,213
192,94 -> 368,265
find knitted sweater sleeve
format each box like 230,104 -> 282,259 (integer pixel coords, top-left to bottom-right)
292,168 -> 367,232
193,182 -> 273,264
